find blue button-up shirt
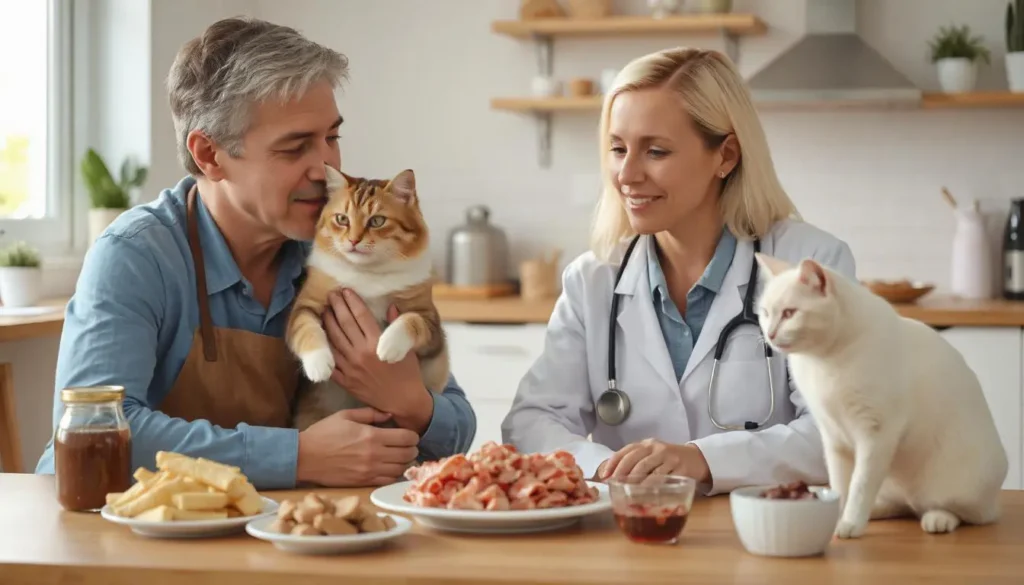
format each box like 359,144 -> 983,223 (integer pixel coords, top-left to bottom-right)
648,229 -> 737,381
36,176 -> 476,489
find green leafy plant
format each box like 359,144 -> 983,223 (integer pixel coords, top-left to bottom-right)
0,241 -> 41,268
1009,0 -> 1024,52
928,24 -> 992,64
80,148 -> 148,209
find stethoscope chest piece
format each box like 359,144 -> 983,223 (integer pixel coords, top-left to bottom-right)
597,386 -> 630,426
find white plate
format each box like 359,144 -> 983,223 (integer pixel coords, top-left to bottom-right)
100,496 -> 279,538
245,513 -> 412,555
370,480 -> 611,534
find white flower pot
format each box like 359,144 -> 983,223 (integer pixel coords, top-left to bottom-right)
89,208 -> 127,244
937,58 -> 977,93
1007,52 -> 1024,92
0,267 -> 42,308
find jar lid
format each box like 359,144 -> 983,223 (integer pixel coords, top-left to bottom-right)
61,386 -> 125,404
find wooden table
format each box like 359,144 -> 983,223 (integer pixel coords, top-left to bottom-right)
1,474 -> 1021,584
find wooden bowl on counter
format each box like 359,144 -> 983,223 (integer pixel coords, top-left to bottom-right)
862,279 -> 935,304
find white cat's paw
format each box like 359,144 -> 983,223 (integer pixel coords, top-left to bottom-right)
300,347 -> 335,382
377,326 -> 414,363
921,510 -> 960,534
834,518 -> 867,539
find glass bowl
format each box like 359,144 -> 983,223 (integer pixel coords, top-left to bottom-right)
606,475 -> 697,544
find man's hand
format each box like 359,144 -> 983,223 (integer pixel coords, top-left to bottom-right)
296,408 -> 420,487
322,289 -> 434,433
596,439 -> 711,484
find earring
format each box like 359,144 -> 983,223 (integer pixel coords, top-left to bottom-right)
719,171 -> 727,178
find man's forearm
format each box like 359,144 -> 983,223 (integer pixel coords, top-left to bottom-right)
415,375 -> 476,461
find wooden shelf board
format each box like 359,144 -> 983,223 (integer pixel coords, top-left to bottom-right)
922,91 -> 1024,109
491,14 -> 767,39
490,96 -> 603,112
492,92 -> 1024,113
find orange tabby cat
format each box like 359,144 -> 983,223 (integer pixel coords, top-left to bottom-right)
286,164 -> 449,431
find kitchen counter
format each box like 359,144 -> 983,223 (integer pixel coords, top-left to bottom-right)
2,473 -> 1021,585
435,294 -> 1024,327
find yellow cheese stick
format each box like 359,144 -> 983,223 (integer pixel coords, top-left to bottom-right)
134,505 -> 176,522
172,508 -> 229,521
172,492 -> 229,511
114,477 -> 205,518
156,453 -> 243,492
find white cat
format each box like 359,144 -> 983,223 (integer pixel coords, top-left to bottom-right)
753,253 -> 1007,539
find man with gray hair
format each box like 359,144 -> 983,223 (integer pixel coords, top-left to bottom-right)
35,17 -> 476,489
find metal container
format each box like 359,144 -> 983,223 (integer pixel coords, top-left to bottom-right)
446,205 -> 510,286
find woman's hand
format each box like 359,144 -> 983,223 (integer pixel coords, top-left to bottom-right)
596,439 -> 711,483
322,288 -> 434,434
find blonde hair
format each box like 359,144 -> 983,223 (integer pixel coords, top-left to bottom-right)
590,47 -> 800,262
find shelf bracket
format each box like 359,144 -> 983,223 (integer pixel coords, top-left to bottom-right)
534,34 -> 553,77
719,28 -> 739,64
535,111 -> 552,168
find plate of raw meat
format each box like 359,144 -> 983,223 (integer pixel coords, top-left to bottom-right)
370,442 -> 611,534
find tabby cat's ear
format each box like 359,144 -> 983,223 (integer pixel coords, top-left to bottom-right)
324,164 -> 348,194
754,252 -> 792,279
388,169 -> 417,205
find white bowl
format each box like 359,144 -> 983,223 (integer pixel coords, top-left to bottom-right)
729,485 -> 840,557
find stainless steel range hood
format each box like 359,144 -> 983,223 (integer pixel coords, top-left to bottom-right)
747,0 -> 923,108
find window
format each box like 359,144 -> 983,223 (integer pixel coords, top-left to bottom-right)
0,0 -> 74,254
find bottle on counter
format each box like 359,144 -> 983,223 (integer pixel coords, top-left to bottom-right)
54,386 -> 132,512
1003,198 -> 1024,301
950,200 -> 993,300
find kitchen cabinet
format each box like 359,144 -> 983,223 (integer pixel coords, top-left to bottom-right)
939,327 -> 1023,490
443,322 -> 548,454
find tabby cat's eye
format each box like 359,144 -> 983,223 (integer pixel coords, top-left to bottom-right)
367,215 -> 386,228
334,213 -> 349,227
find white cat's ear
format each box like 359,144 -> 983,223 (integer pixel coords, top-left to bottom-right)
388,169 -> 417,205
324,164 -> 348,194
797,259 -> 828,296
754,252 -> 792,278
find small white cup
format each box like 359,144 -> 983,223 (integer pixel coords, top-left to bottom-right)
531,76 -> 562,97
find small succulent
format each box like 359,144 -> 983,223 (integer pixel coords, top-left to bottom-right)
1009,0 -> 1024,53
0,241 -> 41,268
80,148 -> 148,209
929,24 -> 992,64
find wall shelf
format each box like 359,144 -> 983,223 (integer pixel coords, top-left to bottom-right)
491,14 -> 768,39
921,91 -> 1024,109
491,13 -> 767,167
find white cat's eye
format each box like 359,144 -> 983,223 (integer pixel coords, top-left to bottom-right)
782,308 -> 796,319
333,213 -> 349,227
367,215 -> 386,228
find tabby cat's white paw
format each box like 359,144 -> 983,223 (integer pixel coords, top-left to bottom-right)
834,518 -> 866,539
300,347 -> 335,382
377,326 -> 414,363
921,510 -> 960,533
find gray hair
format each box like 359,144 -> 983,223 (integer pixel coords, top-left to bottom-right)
166,17 -> 349,175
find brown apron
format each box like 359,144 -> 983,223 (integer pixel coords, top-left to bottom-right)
157,185 -> 300,429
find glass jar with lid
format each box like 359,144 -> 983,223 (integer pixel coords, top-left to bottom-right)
54,386 -> 133,512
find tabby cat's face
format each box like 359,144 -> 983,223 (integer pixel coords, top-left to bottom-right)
315,166 -> 429,266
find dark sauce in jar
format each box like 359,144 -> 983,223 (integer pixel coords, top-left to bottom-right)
54,427 -> 132,512
614,504 -> 689,544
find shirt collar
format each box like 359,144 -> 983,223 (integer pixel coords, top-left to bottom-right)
647,227 -> 737,300
192,186 -> 309,296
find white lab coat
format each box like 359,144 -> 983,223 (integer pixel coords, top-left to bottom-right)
501,219 -> 856,495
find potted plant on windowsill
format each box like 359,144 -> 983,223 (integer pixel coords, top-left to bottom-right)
1008,0 -> 1024,91
0,241 -> 42,308
80,148 -> 148,244
929,24 -> 991,93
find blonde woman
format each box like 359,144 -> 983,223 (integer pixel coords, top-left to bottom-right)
501,48 -> 856,495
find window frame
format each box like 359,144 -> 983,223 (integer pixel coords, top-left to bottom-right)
0,0 -> 76,256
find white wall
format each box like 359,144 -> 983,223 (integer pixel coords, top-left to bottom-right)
7,0 -> 1024,469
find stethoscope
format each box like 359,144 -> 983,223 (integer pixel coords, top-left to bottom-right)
595,234 -> 776,430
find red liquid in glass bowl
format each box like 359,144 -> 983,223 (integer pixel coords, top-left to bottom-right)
614,503 -> 690,544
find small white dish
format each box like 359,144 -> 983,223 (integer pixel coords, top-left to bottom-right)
729,485 -> 841,557
370,480 -> 611,534
245,513 -> 412,555
100,496 -> 278,539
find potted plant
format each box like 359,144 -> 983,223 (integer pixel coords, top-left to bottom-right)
0,241 -> 42,308
1008,0 -> 1024,91
80,148 -> 148,243
928,24 -> 991,93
